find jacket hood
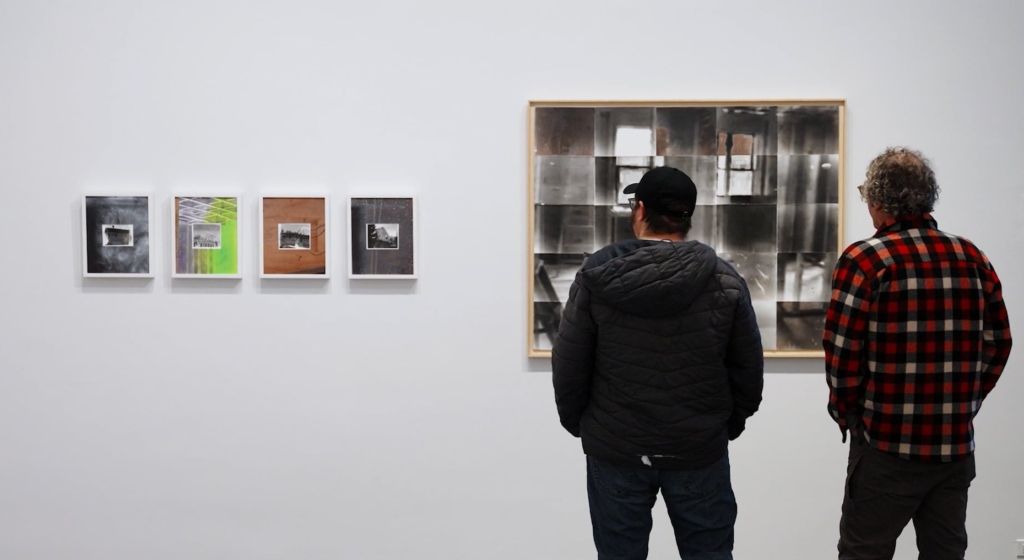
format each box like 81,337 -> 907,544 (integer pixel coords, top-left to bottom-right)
580,240 -> 719,317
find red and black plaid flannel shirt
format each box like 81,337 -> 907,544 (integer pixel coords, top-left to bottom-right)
824,214 -> 1012,462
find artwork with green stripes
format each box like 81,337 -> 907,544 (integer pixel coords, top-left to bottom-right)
173,196 -> 240,277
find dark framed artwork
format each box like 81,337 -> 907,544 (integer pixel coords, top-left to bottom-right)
82,195 -> 153,277
528,100 -> 845,358
348,197 -> 417,279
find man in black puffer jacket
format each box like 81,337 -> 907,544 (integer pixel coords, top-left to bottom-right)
552,166 -> 764,560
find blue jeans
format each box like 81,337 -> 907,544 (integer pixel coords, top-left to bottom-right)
587,453 -> 736,560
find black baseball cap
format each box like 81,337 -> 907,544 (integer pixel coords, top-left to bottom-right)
623,167 -> 697,217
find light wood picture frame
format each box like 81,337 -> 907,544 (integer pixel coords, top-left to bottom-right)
527,100 -> 846,359
81,194 -> 155,278
347,196 -> 418,279
258,195 -> 330,279
171,195 -> 242,279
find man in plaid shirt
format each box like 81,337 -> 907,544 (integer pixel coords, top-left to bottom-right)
824,147 -> 1011,560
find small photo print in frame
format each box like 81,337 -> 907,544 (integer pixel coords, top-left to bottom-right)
528,100 -> 845,358
366,224 -> 400,250
349,197 -> 416,278
172,196 -> 240,278
82,195 -> 152,277
278,223 -> 311,250
259,196 -> 329,278
102,224 -> 134,247
192,223 -> 221,249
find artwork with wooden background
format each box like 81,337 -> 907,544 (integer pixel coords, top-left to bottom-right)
528,100 -> 845,358
259,196 -> 329,278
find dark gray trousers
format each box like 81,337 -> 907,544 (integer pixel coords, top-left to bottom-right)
839,434 -> 976,560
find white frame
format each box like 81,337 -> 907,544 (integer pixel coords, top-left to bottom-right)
347,195 -> 418,279
170,194 -> 243,279
81,194 -> 155,278
258,194 -> 331,279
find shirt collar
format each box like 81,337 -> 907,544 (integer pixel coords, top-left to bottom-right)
875,213 -> 937,235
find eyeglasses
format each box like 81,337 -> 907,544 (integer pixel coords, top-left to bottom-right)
628,198 -> 637,210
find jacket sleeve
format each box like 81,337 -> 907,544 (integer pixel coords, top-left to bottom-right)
724,281 -> 764,441
822,252 -> 872,439
551,273 -> 596,437
979,256 -> 1012,398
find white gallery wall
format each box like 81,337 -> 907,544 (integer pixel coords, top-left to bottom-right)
1,1 -> 1022,558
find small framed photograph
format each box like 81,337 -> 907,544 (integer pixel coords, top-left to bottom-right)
82,195 -> 153,277
259,195 -> 330,278
278,223 -> 312,250
172,196 -> 241,278
366,224 -> 400,250
192,224 -> 222,249
102,224 -> 134,246
348,196 -> 417,279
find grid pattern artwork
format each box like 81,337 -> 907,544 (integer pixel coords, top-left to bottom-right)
172,196 -> 240,277
528,101 -> 845,358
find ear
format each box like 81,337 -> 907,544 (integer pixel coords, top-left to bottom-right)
634,200 -> 646,220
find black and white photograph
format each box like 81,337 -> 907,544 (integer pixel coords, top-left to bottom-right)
716,204 -> 777,254
753,300 -> 778,352
778,253 -> 837,302
535,156 -> 596,205
778,155 -> 839,204
655,107 -> 717,156
594,206 -> 634,250
719,253 -> 778,302
687,205 -> 717,248
533,254 -> 586,351
102,224 -> 133,247
278,223 -> 311,250
778,105 -> 840,155
349,197 -> 416,278
778,204 -> 839,253
716,107 -> 779,156
83,195 -> 151,276
191,223 -> 221,249
529,101 -> 844,356
595,108 -> 656,157
366,223 -> 399,250
714,107 -> 779,204
534,107 -> 595,156
595,156 -> 659,206
776,302 -> 829,351
535,205 -> 597,255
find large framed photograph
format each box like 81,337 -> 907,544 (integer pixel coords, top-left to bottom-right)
259,195 -> 330,278
171,196 -> 241,278
348,197 -> 417,279
528,100 -> 845,358
81,195 -> 153,278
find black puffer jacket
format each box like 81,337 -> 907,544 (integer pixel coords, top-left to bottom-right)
552,239 -> 764,469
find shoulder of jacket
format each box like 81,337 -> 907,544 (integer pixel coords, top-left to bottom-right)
928,229 -> 992,267
711,258 -> 748,292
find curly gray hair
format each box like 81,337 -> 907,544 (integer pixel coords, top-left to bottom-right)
860,147 -> 940,216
